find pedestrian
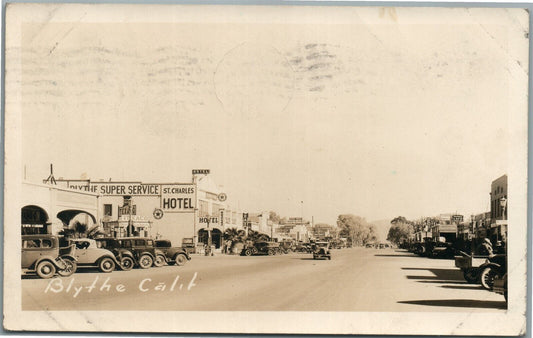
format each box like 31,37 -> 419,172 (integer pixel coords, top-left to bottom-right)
476,238 -> 494,256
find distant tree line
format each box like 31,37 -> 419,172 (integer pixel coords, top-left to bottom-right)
386,216 -> 414,245
336,214 -> 379,246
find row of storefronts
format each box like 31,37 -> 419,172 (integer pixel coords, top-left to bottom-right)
20,172 -> 244,251
22,170 -> 311,252
411,174 -> 508,247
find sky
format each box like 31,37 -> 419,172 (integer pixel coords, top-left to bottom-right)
13,6 -> 529,226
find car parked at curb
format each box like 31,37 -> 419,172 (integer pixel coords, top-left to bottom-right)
69,238 -> 121,273
95,237 -> 136,271
21,234 -> 77,278
242,241 -> 281,256
154,239 -> 191,266
119,237 -> 166,268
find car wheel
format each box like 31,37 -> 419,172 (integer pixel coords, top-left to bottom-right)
463,269 -> 479,284
244,249 -> 253,256
175,254 -> 188,266
57,258 -> 77,277
120,257 -> 134,271
138,254 -> 153,269
267,249 -> 274,256
36,260 -> 56,279
153,254 -> 166,267
328,256 -> 331,260
480,267 -> 497,290
99,257 -> 116,273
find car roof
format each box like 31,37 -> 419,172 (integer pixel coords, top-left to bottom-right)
22,234 -> 57,239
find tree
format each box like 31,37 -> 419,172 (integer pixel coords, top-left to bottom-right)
387,216 -> 414,245
73,221 -> 87,238
61,221 -> 104,239
224,227 -> 246,254
337,214 -> 376,246
269,211 -> 282,223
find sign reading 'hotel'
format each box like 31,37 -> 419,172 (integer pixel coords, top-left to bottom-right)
58,181 -> 196,213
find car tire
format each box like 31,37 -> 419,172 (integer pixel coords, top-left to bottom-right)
120,257 -> 134,271
153,254 -> 166,267
463,269 -> 479,284
57,258 -> 77,277
328,256 -> 331,260
99,257 -> 116,273
267,249 -> 274,256
175,254 -> 188,266
244,249 -> 253,256
480,267 -> 497,290
36,260 -> 56,279
138,254 -> 153,269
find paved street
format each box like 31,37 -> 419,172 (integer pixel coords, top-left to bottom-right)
22,247 -> 506,311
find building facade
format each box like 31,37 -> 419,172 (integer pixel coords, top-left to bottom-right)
52,173 -> 246,252
21,181 -> 99,235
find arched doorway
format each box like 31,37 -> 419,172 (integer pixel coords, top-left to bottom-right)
57,210 -> 98,238
57,209 -> 97,226
198,228 -> 222,249
21,205 -> 49,234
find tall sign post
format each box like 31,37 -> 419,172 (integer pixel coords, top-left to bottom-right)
243,213 -> 249,237
192,169 -> 210,248
205,217 -> 212,256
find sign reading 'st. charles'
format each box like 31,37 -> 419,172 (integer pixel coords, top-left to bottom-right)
160,184 -> 196,212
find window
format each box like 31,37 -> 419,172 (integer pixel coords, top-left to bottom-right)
199,200 -> 209,217
22,240 -> 38,248
104,204 -> 113,216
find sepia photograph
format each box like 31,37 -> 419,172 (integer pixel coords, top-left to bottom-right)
3,3 -> 529,335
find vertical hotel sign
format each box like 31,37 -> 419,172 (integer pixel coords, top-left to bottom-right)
160,184 -> 196,213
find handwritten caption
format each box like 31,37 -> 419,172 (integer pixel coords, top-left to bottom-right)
45,273 -> 198,298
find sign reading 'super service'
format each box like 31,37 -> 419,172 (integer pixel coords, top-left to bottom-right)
161,184 -> 196,212
67,182 -> 160,196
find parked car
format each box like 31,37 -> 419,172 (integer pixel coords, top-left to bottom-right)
95,237 -> 136,271
21,234 -> 77,278
69,238 -> 121,273
312,242 -> 331,260
279,240 -> 295,254
454,251 -> 491,284
181,237 -> 196,254
295,242 -> 312,253
154,239 -> 191,266
493,273 -> 508,302
479,254 -> 507,290
242,241 -> 281,256
119,237 -> 166,268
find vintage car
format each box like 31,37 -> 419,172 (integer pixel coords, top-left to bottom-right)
279,240 -> 295,254
313,242 -> 331,260
154,239 -> 191,266
119,237 -> 166,268
70,238 -> 121,273
242,241 -> 281,256
95,237 -> 136,271
22,234 -> 77,278
493,273 -> 508,302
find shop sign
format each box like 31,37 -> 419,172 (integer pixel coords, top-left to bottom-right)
118,205 -> 136,216
161,184 -> 196,212
192,169 -> 210,175
199,217 -> 218,224
66,182 -> 160,196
